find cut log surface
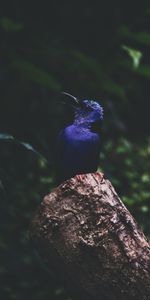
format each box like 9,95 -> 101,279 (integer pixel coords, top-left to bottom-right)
30,173 -> 150,300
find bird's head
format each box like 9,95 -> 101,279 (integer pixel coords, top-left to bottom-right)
62,92 -> 103,131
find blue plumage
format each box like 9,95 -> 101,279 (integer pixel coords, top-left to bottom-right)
57,93 -> 103,183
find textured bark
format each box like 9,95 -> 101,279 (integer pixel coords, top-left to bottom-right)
30,173 -> 150,300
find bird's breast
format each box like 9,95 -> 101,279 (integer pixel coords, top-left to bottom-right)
63,125 -> 100,163
57,125 -> 101,182
65,125 -> 100,143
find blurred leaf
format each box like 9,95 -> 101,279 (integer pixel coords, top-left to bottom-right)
122,196 -> 135,206
40,176 -> 53,184
19,142 -> 48,164
102,79 -> 125,98
137,64 -> 150,78
20,142 -> 39,153
0,17 -> 23,32
0,133 -> 15,141
0,133 -> 48,162
118,59 -> 150,78
141,174 -> 150,183
122,45 -> 142,68
11,59 -> 61,91
19,142 -> 46,160
141,206 -> 149,213
119,26 -> 150,46
72,51 -> 125,98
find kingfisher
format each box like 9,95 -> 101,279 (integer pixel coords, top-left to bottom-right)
56,92 -> 104,184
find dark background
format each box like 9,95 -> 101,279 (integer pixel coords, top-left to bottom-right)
0,1 -> 150,299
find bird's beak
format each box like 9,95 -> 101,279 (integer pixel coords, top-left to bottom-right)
61,92 -> 79,107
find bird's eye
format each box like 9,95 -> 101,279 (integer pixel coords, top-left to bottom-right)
91,120 -> 101,133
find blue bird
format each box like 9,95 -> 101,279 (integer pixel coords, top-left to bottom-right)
57,92 -> 104,184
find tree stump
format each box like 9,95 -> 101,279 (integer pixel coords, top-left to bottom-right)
30,173 -> 150,300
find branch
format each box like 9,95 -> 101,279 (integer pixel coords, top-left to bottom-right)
30,173 -> 150,300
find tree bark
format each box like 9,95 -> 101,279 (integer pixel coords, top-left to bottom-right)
30,173 -> 150,300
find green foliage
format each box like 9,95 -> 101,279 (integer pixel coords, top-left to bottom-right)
0,17 -> 23,32
11,59 -> 61,91
122,45 -> 142,68
119,26 -> 150,46
120,59 -> 150,78
0,134 -> 48,162
101,138 -> 150,236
